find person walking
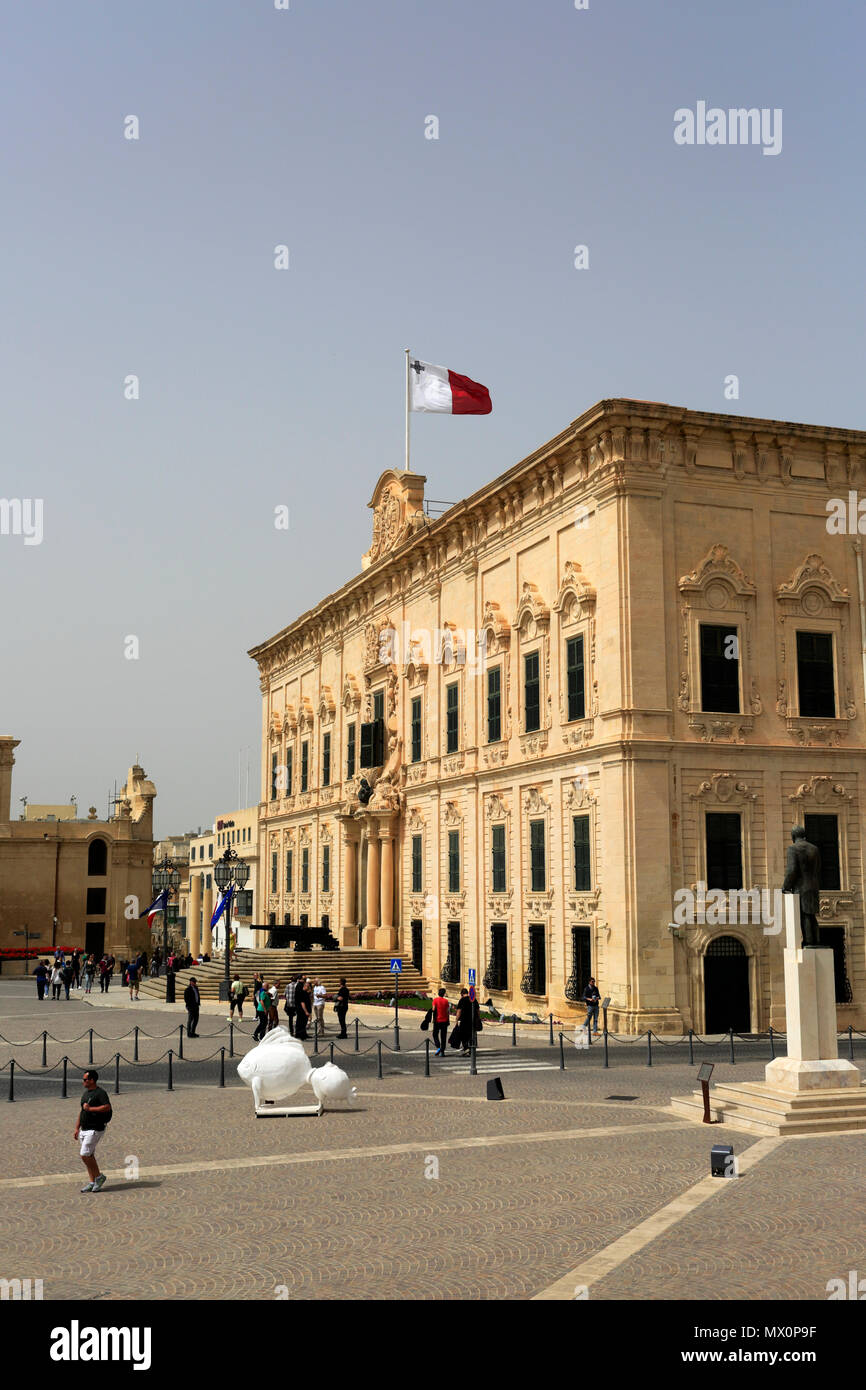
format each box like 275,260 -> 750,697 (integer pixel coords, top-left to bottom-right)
75,1069 -> 112,1193
83,954 -> 96,994
583,977 -> 601,1034
183,977 -> 201,1037
228,975 -> 246,1023
453,988 -> 475,1056
283,976 -> 297,1036
312,978 -> 327,1035
61,960 -> 74,1000
252,983 -> 270,1042
294,976 -> 311,1041
71,950 -> 82,990
50,962 -> 64,1000
126,960 -> 140,1001
335,978 -> 350,1039
266,982 -> 279,1033
34,959 -> 49,1001
431,988 -> 450,1056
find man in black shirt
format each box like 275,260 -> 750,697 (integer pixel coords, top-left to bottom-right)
183,977 -> 201,1037
74,1069 -> 112,1193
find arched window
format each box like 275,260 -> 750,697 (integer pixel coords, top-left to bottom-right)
87,839 -> 108,876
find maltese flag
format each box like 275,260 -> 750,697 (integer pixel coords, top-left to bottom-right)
409,359 -> 492,414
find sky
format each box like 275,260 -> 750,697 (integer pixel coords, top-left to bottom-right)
2,0 -> 864,838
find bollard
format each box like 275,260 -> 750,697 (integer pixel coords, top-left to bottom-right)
313,1020 -> 319,1055
62,1056 -> 68,1098
329,1042 -> 335,1065
587,1021 -> 592,1048
88,1028 -> 94,1065
354,1018 -> 360,1052
647,1031 -> 653,1067
393,1019 -> 400,1052
548,1014 -> 554,1046
769,1025 -> 775,1060
134,1025 -> 140,1062
849,1025 -> 855,1062
729,1027 -> 735,1065
114,1053 -> 120,1095
167,1050 -> 174,1091
424,1038 -> 430,1077
7,1059 -> 13,1102
688,1028 -> 694,1066
511,1016 -> 517,1047
376,1040 -> 383,1080
178,1025 -> 184,1060
603,1028 -> 609,1069
559,1032 -> 565,1070
229,1022 -> 234,1059
470,1040 -> 477,1076
42,1031 -> 48,1068
219,1048 -> 226,1088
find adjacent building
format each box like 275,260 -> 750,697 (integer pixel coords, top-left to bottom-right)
249,397 -> 866,1031
187,806 -> 259,953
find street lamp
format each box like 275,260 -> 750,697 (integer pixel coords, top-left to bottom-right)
214,848 -> 250,1003
152,858 -> 181,1000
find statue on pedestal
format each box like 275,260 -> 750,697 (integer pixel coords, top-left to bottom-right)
782,825 -> 822,948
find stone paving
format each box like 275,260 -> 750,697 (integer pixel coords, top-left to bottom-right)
1,981 -> 865,1301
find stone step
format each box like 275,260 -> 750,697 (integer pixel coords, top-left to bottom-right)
670,1085 -> 866,1137
137,949 -> 429,1001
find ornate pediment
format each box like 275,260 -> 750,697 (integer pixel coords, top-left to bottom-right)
342,674 -> 361,713
777,553 -> 850,606
318,687 -> 336,723
362,470 -> 427,570
480,599 -> 511,648
513,581 -> 550,637
269,710 -> 283,739
444,800 -> 462,825
553,561 -> 597,620
679,544 -> 756,598
523,786 -> 550,814
485,792 -> 509,819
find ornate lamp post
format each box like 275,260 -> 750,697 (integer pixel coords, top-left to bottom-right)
152,859 -> 181,1000
214,848 -> 249,1003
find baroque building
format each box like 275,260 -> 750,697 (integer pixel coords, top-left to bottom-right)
249,399 -> 866,1032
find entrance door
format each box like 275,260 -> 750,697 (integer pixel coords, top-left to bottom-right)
411,920 -> 423,973
85,922 -> 104,958
704,935 -> 750,1033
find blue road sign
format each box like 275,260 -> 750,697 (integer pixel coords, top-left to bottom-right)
469,985 -> 476,1002
390,958 -> 402,973
468,968 -> 476,985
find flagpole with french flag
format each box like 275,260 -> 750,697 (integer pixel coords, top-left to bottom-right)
404,350 -> 492,472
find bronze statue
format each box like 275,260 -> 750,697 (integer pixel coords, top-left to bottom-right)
782,825 -> 822,947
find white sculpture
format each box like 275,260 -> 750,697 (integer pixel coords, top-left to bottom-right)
309,1061 -> 358,1110
237,1027 -> 358,1114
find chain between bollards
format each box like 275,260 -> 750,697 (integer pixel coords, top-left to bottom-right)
424,1038 -> 430,1077
62,1056 -> 68,1098
7,1059 -> 13,1102
354,1019 -> 360,1052
647,1031 -> 653,1067
167,1050 -> 174,1091
376,1039 -> 383,1079
559,1032 -> 565,1070
219,1048 -> 225,1088
41,1031 -> 47,1068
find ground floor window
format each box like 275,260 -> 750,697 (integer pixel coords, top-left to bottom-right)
521,923 -> 546,997
819,925 -> 853,1004
411,919 -> 423,973
442,922 -> 461,983
482,923 -> 508,992
564,925 -> 592,1001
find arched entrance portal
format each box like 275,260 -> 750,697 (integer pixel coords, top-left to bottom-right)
704,935 -> 750,1033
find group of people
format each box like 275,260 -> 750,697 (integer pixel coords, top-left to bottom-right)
428,987 -> 483,1057
33,950 -> 120,1000
224,974 -> 352,1043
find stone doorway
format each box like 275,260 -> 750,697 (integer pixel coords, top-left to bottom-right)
704,934 -> 750,1033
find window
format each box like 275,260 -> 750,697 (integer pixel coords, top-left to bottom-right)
286,747 -> 293,797
525,924 -> 546,995
270,751 -> 278,800
570,926 -> 592,1000
86,887 -> 106,915
797,631 -> 835,717
235,889 -> 253,917
271,852 -> 278,893
818,925 -> 853,1004
322,732 -> 331,787
705,812 -> 743,890
448,830 -> 460,892
491,822 -> 507,892
322,844 -> 330,892
446,683 -> 459,753
566,635 -> 586,722
206,873 -> 211,889
485,923 -> 508,992
347,724 -> 356,779
301,847 -> 310,893
411,834 -> 423,893
487,666 -> 502,743
699,624 -> 740,713
573,815 -> 591,891
360,718 -> 384,768
410,696 -> 422,763
301,741 -> 309,792
87,840 -> 107,875
524,652 -> 541,732
208,844 -> 213,859
373,690 -> 385,723
286,848 -> 293,892
443,922 -> 461,982
803,814 -> 841,890
411,919 -> 423,973
530,819 -> 546,891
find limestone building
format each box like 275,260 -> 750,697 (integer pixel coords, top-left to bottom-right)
0,739 -> 156,961
249,399 -> 866,1032
187,806 -> 259,954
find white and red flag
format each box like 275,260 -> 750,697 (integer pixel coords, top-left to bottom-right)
408,358 -> 492,415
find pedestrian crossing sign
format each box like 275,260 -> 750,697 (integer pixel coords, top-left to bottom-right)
390,958 -> 402,973
468,968 -> 476,985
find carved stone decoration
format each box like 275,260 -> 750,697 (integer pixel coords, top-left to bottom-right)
362,470 -> 427,570
341,675 -> 361,714
777,554 -> 850,606
523,786 -> 550,815
486,792 -> 509,819
678,545 -> 759,737
692,772 -> 757,804
318,687 -> 336,724
789,775 -> 852,806
269,710 -> 283,740
679,545 -> 757,597
513,582 -> 550,638
407,806 -> 425,830
775,553 -> 854,741
444,800 -> 462,826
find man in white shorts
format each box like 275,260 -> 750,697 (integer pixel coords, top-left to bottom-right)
74,1069 -> 112,1192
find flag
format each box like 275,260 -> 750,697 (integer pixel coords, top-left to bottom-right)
409,359 -> 492,415
211,884 -> 235,928
140,889 -> 168,925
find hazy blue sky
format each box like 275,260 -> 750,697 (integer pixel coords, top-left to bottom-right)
2,0 -> 864,836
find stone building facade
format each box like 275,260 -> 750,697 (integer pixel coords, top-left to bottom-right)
0,739 -> 156,961
249,399 -> 866,1032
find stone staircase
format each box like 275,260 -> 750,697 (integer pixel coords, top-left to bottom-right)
137,948 -> 429,1003
670,1079 -> 866,1136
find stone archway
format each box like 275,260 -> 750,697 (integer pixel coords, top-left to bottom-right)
703,934 -> 750,1034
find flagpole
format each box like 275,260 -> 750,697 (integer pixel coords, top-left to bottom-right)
405,347 -> 411,472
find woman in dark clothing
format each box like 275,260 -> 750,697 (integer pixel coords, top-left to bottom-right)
335,978 -> 350,1038
294,978 -> 311,1040
453,988 -> 474,1056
